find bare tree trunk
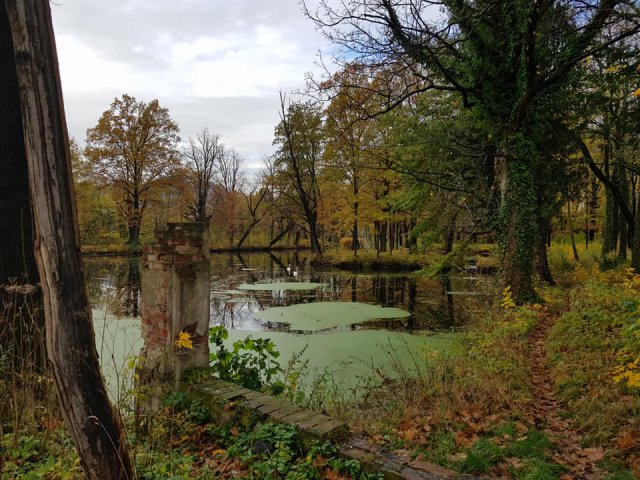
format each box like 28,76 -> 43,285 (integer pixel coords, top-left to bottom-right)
352,201 -> 359,257
308,212 -> 322,255
237,188 -> 266,248
534,219 -> 555,286
0,4 -> 36,285
0,0 -> 45,375
269,222 -> 292,248
588,177 -> 599,243
567,199 -> 579,262
236,218 -> 260,248
444,214 -> 457,254
6,1 -> 134,479
632,191 -> 640,273
618,165 -> 629,260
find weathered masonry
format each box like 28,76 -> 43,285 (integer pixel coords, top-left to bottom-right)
138,222 -> 211,410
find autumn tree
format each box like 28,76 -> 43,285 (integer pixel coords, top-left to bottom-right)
305,0 -> 640,302
273,94 -> 324,255
209,146 -> 246,244
70,138 -> 122,245
323,65 -> 378,256
85,94 -> 180,247
182,128 -> 222,222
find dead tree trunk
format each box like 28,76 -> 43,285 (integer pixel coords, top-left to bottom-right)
237,188 -> 267,249
567,199 -> 580,262
6,1 -> 134,478
0,0 -> 45,376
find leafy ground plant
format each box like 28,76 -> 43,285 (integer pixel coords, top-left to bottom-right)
137,396 -> 387,479
223,422 -> 383,480
209,325 -> 284,392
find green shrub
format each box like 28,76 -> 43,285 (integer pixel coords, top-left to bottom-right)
209,326 -> 283,391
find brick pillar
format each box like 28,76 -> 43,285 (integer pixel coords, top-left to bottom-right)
137,222 -> 210,412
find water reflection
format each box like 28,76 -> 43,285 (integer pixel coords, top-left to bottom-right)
83,256 -> 141,317
83,252 -> 489,331
83,252 -> 490,394
208,252 -> 488,333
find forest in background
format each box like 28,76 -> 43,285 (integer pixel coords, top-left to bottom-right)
73,1 -> 639,305
72,90 -> 421,256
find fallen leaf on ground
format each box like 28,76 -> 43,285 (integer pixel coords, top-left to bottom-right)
579,446 -> 604,462
447,452 -> 468,463
616,430 -> 638,451
503,457 -> 524,469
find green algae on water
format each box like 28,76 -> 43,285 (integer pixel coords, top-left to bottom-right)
255,301 -> 410,331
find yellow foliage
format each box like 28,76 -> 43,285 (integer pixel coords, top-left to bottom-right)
175,331 -> 193,350
612,358 -> 640,388
623,267 -> 640,291
500,286 -> 516,309
605,64 -> 624,74
567,259 -> 627,287
632,87 -> 640,98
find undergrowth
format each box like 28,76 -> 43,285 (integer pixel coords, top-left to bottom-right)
546,269 -> 640,476
328,290 -> 560,479
2,390 -> 382,480
320,242 -> 640,478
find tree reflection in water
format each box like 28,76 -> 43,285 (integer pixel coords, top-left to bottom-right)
83,252 -> 489,330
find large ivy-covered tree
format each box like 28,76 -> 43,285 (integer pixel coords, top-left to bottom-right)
85,94 -> 180,247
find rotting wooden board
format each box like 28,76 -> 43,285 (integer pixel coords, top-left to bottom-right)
219,388 -> 252,400
340,437 -> 485,480
269,404 -> 302,421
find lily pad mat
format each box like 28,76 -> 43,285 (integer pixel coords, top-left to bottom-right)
220,329 -> 457,391
238,282 -> 323,291
255,301 -> 410,331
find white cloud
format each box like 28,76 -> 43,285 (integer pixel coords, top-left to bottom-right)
51,0 -> 332,162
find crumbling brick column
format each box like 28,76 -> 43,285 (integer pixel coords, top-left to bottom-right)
137,222 -> 210,412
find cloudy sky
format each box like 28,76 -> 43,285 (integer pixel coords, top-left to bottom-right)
50,0 -> 333,167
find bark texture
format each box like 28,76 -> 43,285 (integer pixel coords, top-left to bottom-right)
0,1 -> 36,284
6,1 -> 134,478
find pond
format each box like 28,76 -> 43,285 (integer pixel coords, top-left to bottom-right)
84,251 -> 492,396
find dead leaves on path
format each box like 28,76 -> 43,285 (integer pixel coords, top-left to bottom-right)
616,430 -> 639,451
525,312 -> 607,479
377,308 -> 640,479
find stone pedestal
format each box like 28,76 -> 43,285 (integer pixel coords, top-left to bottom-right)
137,222 -> 210,412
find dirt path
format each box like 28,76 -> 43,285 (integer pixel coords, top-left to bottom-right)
526,312 -> 604,479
